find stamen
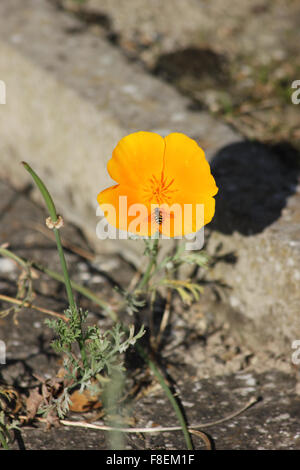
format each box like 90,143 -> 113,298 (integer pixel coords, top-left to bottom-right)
143,173 -> 178,205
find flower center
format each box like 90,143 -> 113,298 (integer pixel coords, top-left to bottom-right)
144,174 -> 177,205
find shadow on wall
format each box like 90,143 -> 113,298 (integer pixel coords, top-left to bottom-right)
210,141 -> 300,235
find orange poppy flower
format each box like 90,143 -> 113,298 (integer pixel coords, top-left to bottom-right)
97,132 -> 218,238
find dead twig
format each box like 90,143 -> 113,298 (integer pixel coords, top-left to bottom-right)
0,294 -> 68,322
189,429 -> 213,450
21,396 -> 258,434
155,288 -> 172,350
27,222 -> 95,261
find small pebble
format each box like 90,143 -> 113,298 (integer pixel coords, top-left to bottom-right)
0,258 -> 16,273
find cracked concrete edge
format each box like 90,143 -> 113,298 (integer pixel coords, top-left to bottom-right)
206,227 -> 300,354
0,39 -> 126,247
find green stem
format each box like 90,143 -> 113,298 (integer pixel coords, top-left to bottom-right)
21,162 -> 58,223
22,162 -> 75,310
36,263 -> 118,322
138,238 -> 159,291
53,228 -> 87,367
0,431 -> 9,450
53,229 -> 76,312
0,247 -> 28,269
21,162 -> 87,367
132,237 -> 193,448
0,246 -> 117,322
135,343 -> 193,450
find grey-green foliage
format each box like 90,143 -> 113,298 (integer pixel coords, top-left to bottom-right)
0,410 -> 20,450
148,242 -> 209,305
162,243 -> 209,271
45,308 -> 145,415
116,287 -> 146,315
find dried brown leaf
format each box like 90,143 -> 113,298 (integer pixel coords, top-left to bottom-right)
26,388 -> 43,420
69,388 -> 102,413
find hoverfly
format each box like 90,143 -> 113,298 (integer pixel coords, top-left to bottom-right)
154,207 -> 164,225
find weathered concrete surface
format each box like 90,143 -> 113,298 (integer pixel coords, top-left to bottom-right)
9,369 -> 300,449
66,0 -> 300,149
61,0 -> 300,67
206,142 -> 300,353
0,0 -> 300,355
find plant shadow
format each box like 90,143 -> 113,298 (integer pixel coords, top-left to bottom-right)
209,140 -> 300,236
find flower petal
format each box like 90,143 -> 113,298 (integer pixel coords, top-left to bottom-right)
159,196 -> 216,238
163,133 -> 218,199
98,131 -> 218,239
107,131 -> 165,186
97,185 -> 155,237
